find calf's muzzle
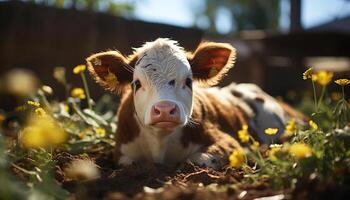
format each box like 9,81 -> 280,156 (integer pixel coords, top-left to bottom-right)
150,101 -> 181,128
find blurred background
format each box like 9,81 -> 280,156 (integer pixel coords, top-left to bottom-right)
0,0 -> 349,110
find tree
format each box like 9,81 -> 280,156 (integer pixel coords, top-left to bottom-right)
195,0 -> 280,34
20,0 -> 136,16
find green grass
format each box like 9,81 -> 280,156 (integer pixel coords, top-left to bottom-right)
0,67 -> 349,199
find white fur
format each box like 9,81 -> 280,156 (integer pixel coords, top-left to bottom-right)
228,83 -> 286,143
132,38 -> 193,128
207,86 -> 255,118
118,39 -> 200,166
119,117 -> 201,166
117,39 -> 288,168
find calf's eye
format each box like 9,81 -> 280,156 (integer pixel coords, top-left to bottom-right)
168,79 -> 175,86
132,80 -> 142,91
185,78 -> 192,89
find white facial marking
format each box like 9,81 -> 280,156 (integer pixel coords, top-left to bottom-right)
118,39 -> 200,166
131,38 -> 193,130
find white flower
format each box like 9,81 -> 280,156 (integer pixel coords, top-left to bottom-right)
64,159 -> 100,181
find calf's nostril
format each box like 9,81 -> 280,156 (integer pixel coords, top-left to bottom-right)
153,107 -> 161,115
170,107 -> 176,115
152,102 -> 179,118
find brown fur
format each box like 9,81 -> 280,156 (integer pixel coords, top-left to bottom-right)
86,51 -> 138,94
113,89 -> 140,162
113,86 -> 246,164
180,87 -> 246,162
181,88 -> 247,146
187,42 -> 236,87
87,39 -> 303,168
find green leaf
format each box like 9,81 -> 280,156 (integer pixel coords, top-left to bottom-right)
83,109 -> 108,126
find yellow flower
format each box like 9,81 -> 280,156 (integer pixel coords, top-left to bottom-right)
71,88 -> 86,99
20,127 -> 46,149
313,70 -> 334,86
238,125 -> 250,143
334,79 -> 350,87
209,67 -> 219,78
269,145 -> 282,161
15,105 -> 27,112
63,104 -> 69,113
35,108 -> 46,117
79,132 -> 86,139
27,100 -> 40,107
250,141 -> 260,151
19,116 -> 67,149
95,128 -> 106,138
270,144 -> 283,148
288,143 -> 312,159
47,126 -> 67,145
265,128 -> 278,135
309,120 -> 318,130
284,119 -> 296,136
229,149 -> 245,168
303,67 -> 313,80
73,64 -> 86,74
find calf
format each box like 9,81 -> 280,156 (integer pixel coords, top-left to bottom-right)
86,38 -> 299,169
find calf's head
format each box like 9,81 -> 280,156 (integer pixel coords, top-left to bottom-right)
87,38 -> 235,132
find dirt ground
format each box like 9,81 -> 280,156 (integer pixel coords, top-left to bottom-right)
53,151 -> 349,200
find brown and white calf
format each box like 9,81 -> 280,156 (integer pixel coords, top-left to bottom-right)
87,38 -> 300,169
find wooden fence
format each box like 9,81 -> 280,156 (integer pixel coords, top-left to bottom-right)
0,1 -> 202,109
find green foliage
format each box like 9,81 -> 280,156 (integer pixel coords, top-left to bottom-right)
0,65 -> 116,199
241,73 -> 350,190
194,0 -> 280,33
21,0 -> 136,16
0,135 -> 28,200
0,65 -> 349,198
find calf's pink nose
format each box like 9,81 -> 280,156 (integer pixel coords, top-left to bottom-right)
151,101 -> 180,123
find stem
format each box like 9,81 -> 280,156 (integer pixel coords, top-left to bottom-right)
65,84 -> 71,99
257,150 -> 265,166
81,73 -> 92,110
311,80 -> 318,112
340,86 -> 348,127
38,90 -> 52,112
70,100 -> 90,123
11,163 -> 37,176
317,86 -> 326,109
50,147 -> 53,160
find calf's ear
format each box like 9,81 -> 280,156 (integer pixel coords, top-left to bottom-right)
86,51 -> 137,93
187,42 -> 236,86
